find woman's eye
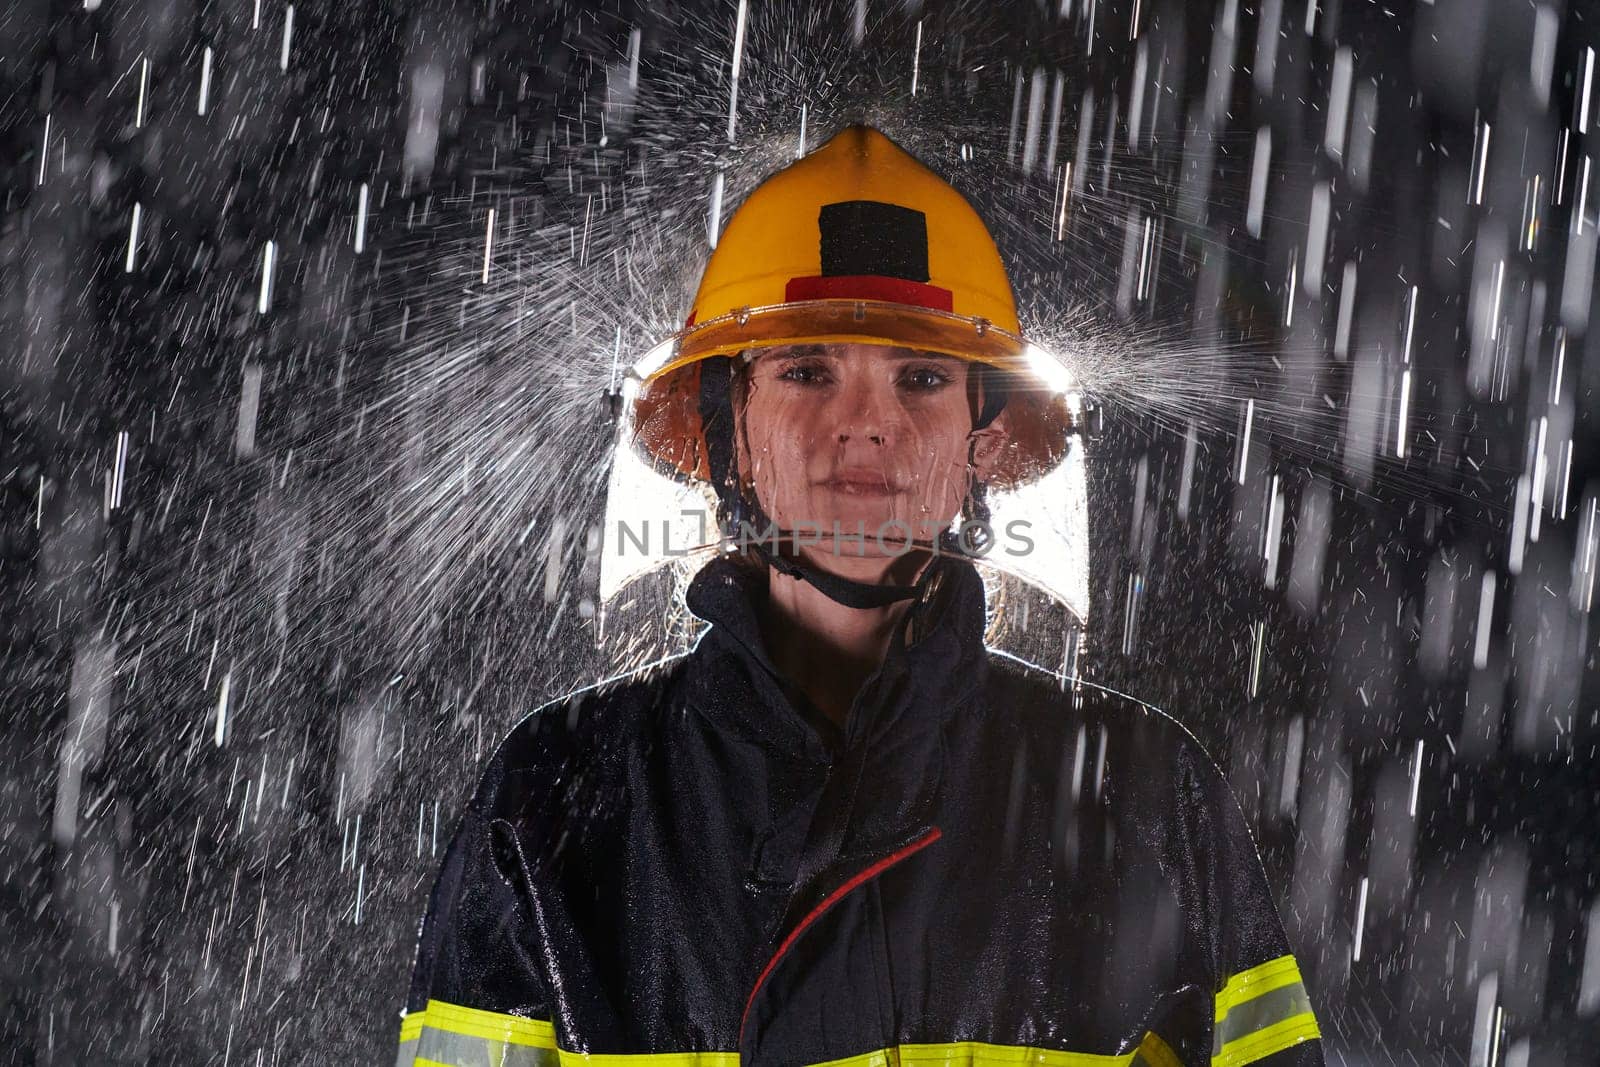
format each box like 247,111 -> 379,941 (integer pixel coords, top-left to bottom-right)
777,363 -> 828,384
902,366 -> 954,390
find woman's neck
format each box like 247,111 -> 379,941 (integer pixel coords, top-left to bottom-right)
756,553 -> 927,730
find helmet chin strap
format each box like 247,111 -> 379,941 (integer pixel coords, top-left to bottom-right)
696,354 -> 1004,612
736,494 -> 940,610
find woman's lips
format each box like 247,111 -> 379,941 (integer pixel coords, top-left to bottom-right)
817,473 -> 901,497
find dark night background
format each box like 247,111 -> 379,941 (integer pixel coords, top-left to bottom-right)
1,0 -> 1597,1063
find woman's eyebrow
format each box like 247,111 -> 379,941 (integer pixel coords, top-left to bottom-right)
769,343 -> 830,358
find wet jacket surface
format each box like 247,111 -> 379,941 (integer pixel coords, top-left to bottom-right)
398,554 -> 1324,1067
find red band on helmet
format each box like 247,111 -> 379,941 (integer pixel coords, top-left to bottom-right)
783,274 -> 955,311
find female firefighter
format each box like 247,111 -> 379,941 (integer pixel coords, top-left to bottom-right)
397,126 -> 1325,1067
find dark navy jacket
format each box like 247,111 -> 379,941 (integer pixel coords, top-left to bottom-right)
398,553 -> 1324,1067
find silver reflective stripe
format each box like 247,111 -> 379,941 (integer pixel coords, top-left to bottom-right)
414,1024 -> 562,1067
395,1036 -> 418,1067
1213,981 -> 1313,1055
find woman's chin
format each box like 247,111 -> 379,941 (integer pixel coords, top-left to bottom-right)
799,510 -> 944,558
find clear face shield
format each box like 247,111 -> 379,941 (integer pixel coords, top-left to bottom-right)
596,320 -> 1089,661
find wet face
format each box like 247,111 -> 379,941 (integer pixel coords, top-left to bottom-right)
732,342 -> 1007,561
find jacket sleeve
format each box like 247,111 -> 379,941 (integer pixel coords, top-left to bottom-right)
1180,737 -> 1325,1067
395,740 -> 559,1067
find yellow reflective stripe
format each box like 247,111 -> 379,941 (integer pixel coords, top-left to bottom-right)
807,1035 -> 1179,1067
1211,1012 -> 1320,1067
395,1001 -> 738,1067
397,1000 -> 556,1067
397,1011 -> 1185,1067
1211,955 -> 1320,1065
567,1052 -> 740,1067
1213,956 -> 1303,1022
418,999 -> 558,1047
1130,1031 -> 1181,1067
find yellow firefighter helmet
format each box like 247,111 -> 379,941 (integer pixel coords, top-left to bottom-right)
628,124 -> 1079,491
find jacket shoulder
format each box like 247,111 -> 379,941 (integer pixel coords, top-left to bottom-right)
471,653 -> 692,820
981,649 -> 1224,781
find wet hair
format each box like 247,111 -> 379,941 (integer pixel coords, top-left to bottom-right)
965,361 -> 1011,433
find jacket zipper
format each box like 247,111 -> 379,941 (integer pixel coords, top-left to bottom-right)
738,825 -> 943,1047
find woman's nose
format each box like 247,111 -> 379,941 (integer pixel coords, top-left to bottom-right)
833,381 -> 900,444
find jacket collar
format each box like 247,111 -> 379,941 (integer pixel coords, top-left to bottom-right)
682,550 -> 991,752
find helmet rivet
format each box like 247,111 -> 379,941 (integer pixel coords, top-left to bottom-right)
973,317 -> 990,337
853,301 -> 867,322
734,306 -> 752,326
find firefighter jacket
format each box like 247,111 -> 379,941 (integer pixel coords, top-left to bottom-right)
397,552 -> 1325,1067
